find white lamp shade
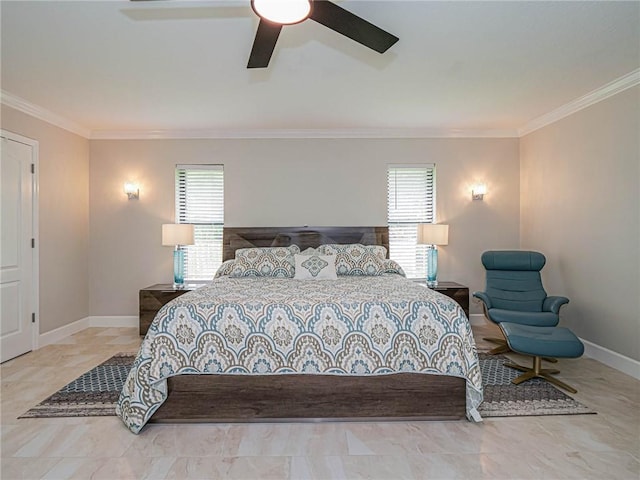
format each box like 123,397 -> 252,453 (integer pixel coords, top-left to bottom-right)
162,224 -> 195,246
417,224 -> 449,246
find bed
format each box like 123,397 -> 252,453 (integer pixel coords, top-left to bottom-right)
117,226 -> 483,434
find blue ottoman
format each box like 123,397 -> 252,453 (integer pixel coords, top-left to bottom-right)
498,322 -> 584,393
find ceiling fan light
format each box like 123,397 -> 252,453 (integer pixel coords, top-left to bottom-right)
251,0 -> 312,25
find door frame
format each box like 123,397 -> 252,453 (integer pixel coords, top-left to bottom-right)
1,129 -> 39,353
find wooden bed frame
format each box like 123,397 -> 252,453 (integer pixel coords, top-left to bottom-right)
149,226 -> 467,423
221,226 -> 391,262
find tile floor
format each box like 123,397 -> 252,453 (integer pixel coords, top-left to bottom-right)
1,323 -> 639,479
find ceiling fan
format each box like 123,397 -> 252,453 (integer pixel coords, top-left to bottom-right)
130,0 -> 399,69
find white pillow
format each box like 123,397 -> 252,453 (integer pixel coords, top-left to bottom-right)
294,253 -> 338,280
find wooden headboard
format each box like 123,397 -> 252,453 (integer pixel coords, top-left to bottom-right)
223,226 -> 389,262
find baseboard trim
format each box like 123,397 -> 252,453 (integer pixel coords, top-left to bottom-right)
38,317 -> 90,348
580,338 -> 640,381
38,316 -> 138,348
88,316 -> 138,328
469,313 -> 486,326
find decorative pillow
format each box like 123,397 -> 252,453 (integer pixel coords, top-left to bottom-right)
293,253 -> 338,280
316,244 -> 387,276
318,243 -> 387,260
214,259 -> 236,278
382,259 -> 406,277
299,247 -> 318,256
230,245 -> 300,278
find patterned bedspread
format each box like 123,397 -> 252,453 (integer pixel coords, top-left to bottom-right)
117,275 -> 483,433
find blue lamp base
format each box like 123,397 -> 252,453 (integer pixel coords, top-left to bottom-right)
173,247 -> 185,289
426,245 -> 439,287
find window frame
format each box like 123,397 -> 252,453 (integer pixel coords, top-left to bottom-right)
386,164 -> 437,279
175,164 -> 224,282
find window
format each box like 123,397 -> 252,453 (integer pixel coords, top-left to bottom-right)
176,165 -> 224,281
387,164 -> 436,279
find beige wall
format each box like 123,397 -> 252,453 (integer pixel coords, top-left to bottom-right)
89,138 -> 520,316
5,89 -> 637,361
1,105 -> 90,334
520,86 -> 640,361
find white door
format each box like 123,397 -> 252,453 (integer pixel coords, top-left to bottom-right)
1,133 -> 36,362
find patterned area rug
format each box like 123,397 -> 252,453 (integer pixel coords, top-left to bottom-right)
20,352 -> 594,418
19,354 -> 135,418
478,353 -> 594,417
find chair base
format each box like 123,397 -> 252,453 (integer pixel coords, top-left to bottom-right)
483,336 -> 558,362
504,356 -> 577,394
483,337 -> 511,355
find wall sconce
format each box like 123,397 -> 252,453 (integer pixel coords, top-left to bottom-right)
472,184 -> 487,201
124,182 -> 140,200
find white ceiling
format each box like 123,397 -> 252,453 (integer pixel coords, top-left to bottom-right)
1,0 -> 639,137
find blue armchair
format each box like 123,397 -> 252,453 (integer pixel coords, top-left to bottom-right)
473,250 -> 569,355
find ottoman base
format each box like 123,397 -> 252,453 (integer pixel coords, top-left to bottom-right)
505,357 -> 576,394
499,323 -> 585,394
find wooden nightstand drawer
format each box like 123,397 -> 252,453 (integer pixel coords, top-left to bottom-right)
139,284 -> 200,336
416,281 -> 470,318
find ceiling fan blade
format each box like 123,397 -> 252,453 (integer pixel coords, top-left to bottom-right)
247,19 -> 283,69
310,0 -> 398,53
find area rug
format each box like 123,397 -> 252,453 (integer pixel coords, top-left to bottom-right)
19,353 -> 135,418
478,353 -> 594,417
20,353 -> 594,418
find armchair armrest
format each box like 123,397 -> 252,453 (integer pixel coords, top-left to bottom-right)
543,296 -> 569,314
472,291 -> 492,309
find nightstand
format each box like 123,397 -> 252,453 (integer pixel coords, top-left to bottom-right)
417,281 -> 470,318
139,283 -> 202,336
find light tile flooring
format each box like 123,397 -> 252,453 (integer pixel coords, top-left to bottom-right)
1,323 -> 639,479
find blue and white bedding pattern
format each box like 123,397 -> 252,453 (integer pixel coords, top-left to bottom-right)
116,275 -> 483,433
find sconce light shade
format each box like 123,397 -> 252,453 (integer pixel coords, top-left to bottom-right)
472,183 -> 487,201
124,182 -> 139,200
417,224 -> 449,246
162,224 -> 195,246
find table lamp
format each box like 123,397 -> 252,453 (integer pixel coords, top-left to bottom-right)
417,224 -> 449,287
162,224 -> 195,288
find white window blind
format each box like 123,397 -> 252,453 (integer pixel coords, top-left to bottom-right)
176,165 -> 224,281
387,164 -> 436,279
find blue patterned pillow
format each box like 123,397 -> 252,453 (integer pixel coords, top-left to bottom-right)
382,259 -> 406,277
293,253 -> 338,280
214,259 -> 236,278
317,244 -> 387,276
318,243 -> 387,260
230,245 -> 300,278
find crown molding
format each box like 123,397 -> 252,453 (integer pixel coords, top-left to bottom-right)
518,68 -> 640,137
89,127 -> 518,140
4,69 -> 638,141
1,90 -> 91,138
